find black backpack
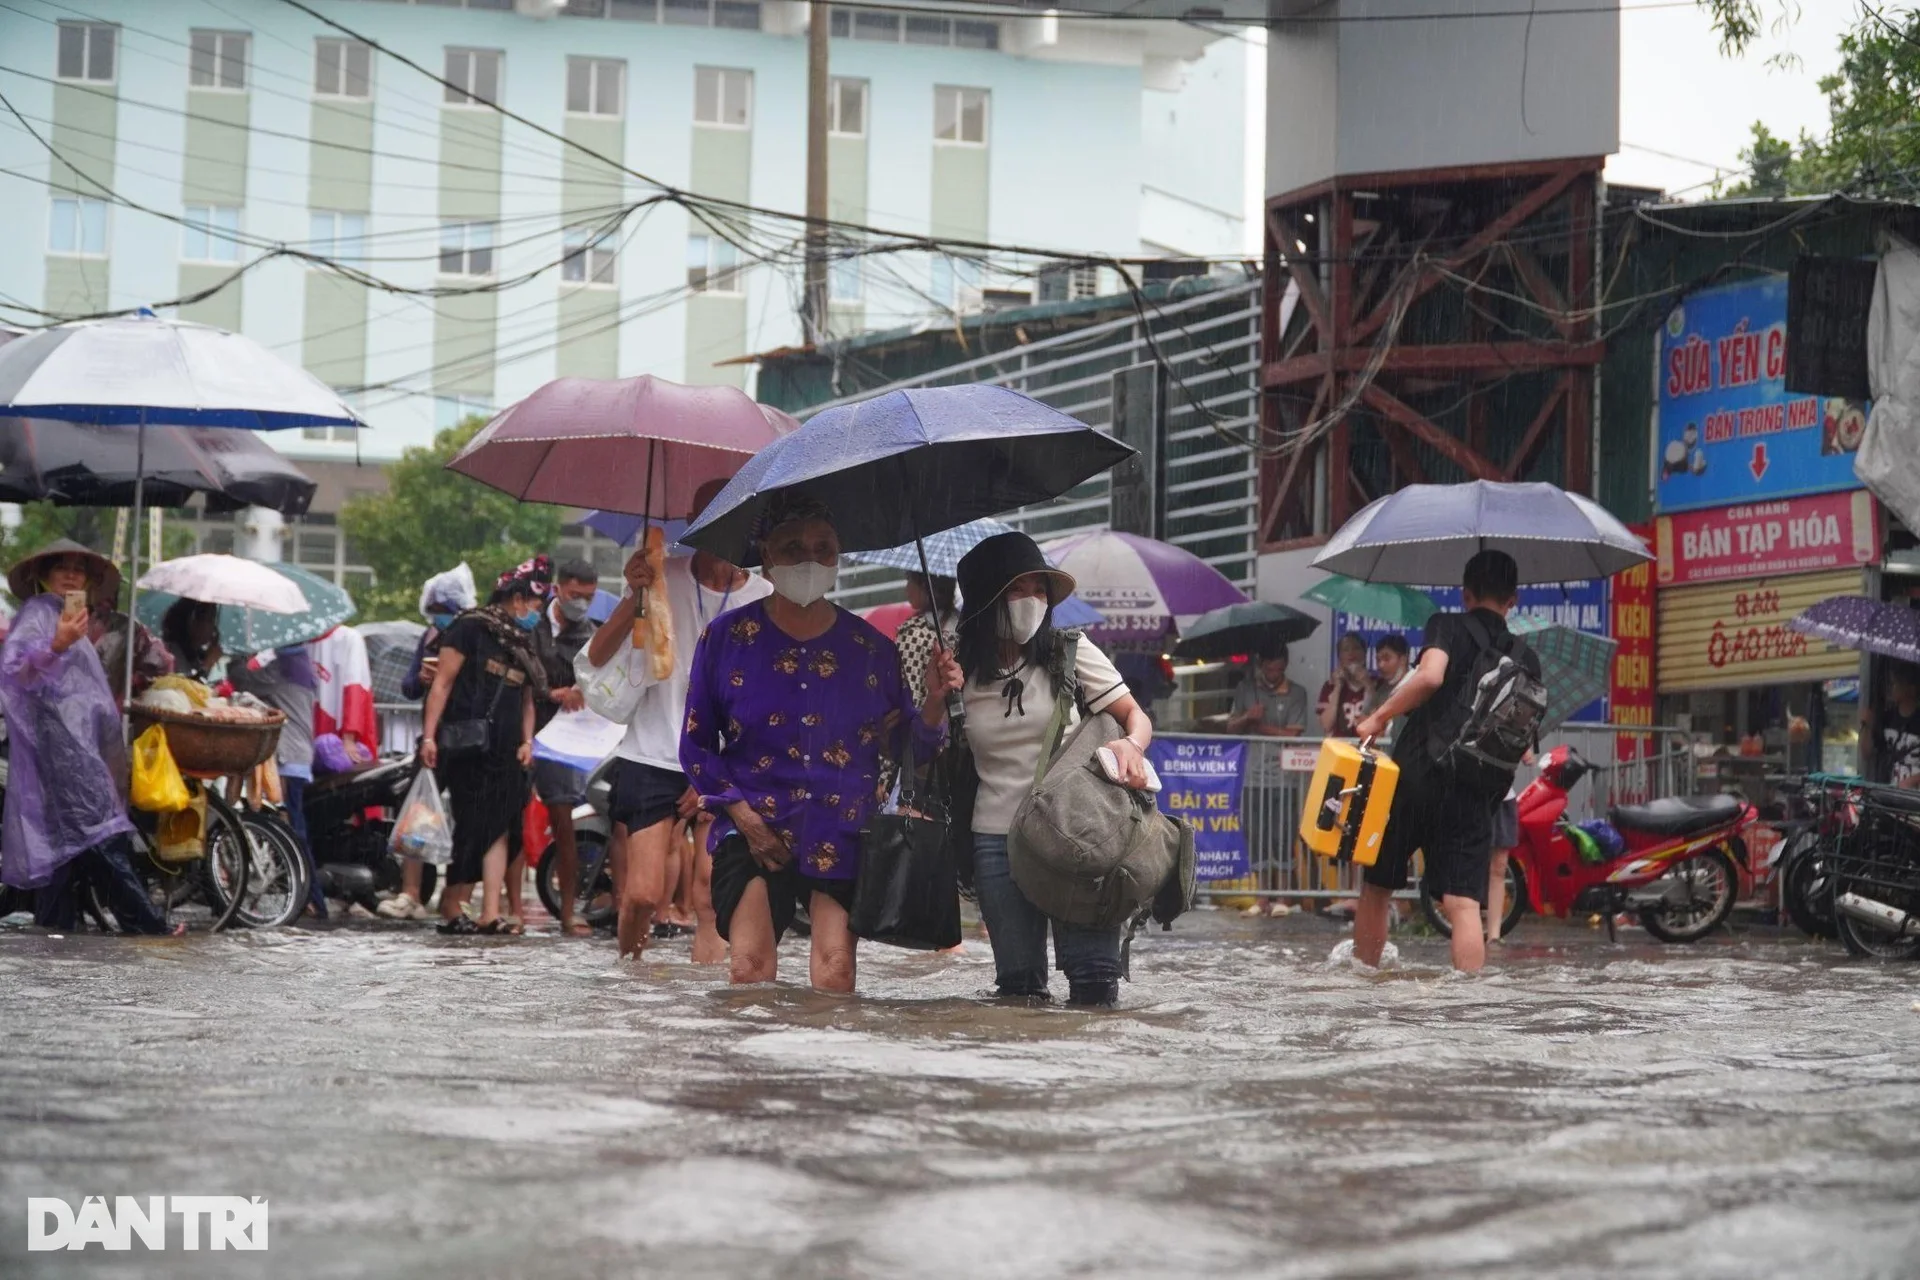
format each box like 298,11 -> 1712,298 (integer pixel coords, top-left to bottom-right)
1424,614 -> 1547,801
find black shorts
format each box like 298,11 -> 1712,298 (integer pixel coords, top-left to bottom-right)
609,759 -> 688,834
709,834 -> 857,944
1364,764 -> 1498,905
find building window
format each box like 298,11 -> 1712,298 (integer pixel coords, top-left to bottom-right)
829,77 -> 866,138
934,86 -> 988,145
189,30 -> 249,91
314,38 -> 372,99
444,48 -> 502,107
571,0 -> 761,26
182,204 -> 242,264
308,211 -> 367,268
436,394 -> 492,430
302,391 -> 360,443
830,8 -> 997,49
48,195 -> 108,257
931,256 -> 981,310
56,21 -> 116,84
693,67 -> 752,129
439,221 -> 495,277
562,227 -> 617,286
830,251 -> 862,303
566,57 -> 624,117
686,234 -> 741,294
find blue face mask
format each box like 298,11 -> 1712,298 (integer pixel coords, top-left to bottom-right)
516,609 -> 542,632
430,612 -> 455,630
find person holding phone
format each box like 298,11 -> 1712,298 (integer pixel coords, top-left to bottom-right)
0,541 -> 175,934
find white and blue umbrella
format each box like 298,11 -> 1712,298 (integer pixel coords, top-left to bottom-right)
1312,480 -> 1649,586
844,518 -> 1016,577
0,311 -> 364,701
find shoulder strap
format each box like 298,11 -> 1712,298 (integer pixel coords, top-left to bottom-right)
1032,632 -> 1081,787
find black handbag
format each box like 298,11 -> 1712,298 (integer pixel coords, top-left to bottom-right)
436,667 -> 510,762
851,742 -> 962,950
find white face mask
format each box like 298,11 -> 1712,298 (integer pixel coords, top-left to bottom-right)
768,560 -> 837,607
1000,595 -> 1049,644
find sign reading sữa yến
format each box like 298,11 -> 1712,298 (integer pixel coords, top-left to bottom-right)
1147,737 -> 1247,881
1656,568 -> 1864,693
1653,490 -> 1879,588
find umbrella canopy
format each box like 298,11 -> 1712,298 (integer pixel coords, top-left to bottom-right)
1787,596 -> 1920,664
860,601 -> 917,641
1039,531 -> 1247,650
1050,593 -> 1106,629
138,554 -> 308,613
1301,576 -> 1438,628
844,518 -> 1015,577
0,313 -> 365,431
680,385 -> 1135,566
358,620 -> 427,705
579,511 -> 690,549
1312,481 -> 1650,586
446,375 -> 797,517
1508,614 -> 1616,734
1172,600 -> 1321,662
0,417 -> 316,513
137,561 -> 355,653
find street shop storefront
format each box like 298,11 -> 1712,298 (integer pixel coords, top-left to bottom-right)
1651,273 -> 1878,785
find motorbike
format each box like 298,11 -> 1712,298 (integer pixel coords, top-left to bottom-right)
1825,779 -> 1920,960
534,757 -> 615,930
303,754 -> 438,912
1423,745 -> 1756,943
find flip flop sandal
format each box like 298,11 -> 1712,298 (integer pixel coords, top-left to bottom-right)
437,916 -> 479,936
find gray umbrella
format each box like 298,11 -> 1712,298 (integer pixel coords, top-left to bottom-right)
1311,481 -> 1649,586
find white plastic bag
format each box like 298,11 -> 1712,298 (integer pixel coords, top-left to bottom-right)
573,636 -> 647,725
390,767 -> 454,866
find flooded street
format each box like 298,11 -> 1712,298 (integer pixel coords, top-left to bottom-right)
4,913 -> 1918,1279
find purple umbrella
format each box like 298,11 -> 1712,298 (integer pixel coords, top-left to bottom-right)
1788,595 -> 1920,664
1039,530 -> 1247,651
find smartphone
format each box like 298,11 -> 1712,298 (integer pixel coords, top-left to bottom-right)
1097,747 -> 1163,793
62,590 -> 88,620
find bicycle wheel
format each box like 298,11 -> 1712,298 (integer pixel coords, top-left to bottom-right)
199,790 -> 252,932
233,809 -> 309,929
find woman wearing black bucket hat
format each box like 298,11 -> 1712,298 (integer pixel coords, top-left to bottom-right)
953,531 -> 1155,1006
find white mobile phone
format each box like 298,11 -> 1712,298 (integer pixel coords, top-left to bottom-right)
1097,747 -> 1163,792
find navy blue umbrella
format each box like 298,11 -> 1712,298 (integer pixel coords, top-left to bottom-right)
679,385 -> 1134,567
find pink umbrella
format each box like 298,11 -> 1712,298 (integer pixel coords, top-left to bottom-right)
445,375 -> 799,518
861,601 -> 916,641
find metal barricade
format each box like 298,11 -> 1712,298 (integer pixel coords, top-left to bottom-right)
1182,723 -> 1694,904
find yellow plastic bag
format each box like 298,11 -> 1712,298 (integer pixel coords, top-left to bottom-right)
130,724 -> 191,814
156,792 -> 208,863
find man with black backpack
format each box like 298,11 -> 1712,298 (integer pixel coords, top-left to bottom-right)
1351,550 -> 1545,972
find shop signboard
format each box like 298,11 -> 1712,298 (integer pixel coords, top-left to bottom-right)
1655,568 -> 1863,693
1610,525 -> 1656,782
1653,490 -> 1880,587
1333,579 -> 1611,721
1655,275 -> 1869,513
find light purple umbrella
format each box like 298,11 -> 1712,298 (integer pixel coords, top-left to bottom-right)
1039,531 -> 1247,650
1789,596 -> 1920,664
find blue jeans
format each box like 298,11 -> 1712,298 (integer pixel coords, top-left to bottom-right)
281,774 -> 326,918
972,833 -> 1122,1000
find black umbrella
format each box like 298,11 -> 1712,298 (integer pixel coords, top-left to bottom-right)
1171,601 -> 1321,662
679,385 -> 1134,564
0,416 -> 316,514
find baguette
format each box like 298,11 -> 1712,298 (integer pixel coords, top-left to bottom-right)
630,525 -> 675,680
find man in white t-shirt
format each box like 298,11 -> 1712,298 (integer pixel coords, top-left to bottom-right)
580,479 -> 771,963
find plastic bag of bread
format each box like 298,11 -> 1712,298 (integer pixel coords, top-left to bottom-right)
629,524 -> 675,681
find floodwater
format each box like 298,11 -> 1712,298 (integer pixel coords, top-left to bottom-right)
3,912 -> 1918,1280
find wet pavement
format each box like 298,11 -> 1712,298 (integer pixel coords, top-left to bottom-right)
4,910 -> 1918,1279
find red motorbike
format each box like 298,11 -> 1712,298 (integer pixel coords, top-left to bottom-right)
1422,745 -> 1757,943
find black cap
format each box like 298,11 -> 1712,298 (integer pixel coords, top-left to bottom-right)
956,531 -> 1074,619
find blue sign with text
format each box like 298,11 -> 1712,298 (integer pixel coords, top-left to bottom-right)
1332,579 -> 1611,721
1655,275 -> 1867,513
1148,737 -> 1247,880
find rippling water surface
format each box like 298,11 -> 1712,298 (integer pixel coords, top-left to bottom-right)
4,913 -> 1918,1279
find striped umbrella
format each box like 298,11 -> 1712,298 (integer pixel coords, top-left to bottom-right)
1508,614 -> 1615,734
844,518 -> 1015,576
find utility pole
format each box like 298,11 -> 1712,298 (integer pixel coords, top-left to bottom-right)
803,2 -> 830,346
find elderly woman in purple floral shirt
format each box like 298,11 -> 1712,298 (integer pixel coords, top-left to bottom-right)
681,494 -> 959,992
